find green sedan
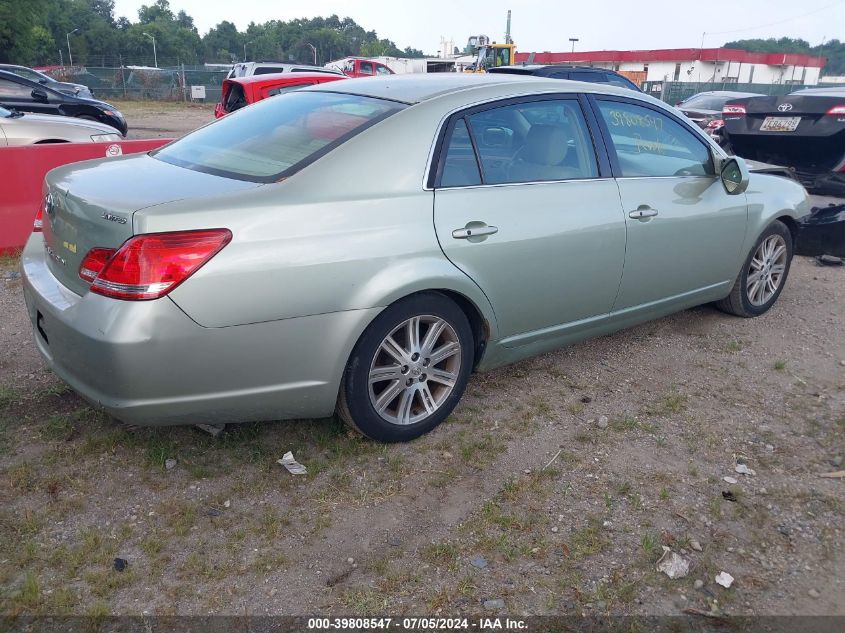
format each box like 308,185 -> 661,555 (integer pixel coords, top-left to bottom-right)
21,74 -> 808,442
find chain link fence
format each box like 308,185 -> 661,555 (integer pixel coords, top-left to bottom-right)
643,80 -> 845,104
44,66 -> 231,102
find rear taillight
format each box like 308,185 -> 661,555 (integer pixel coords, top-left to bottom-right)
88,229 -> 232,301
79,248 -> 116,283
706,119 -> 725,130
722,104 -> 746,115
826,105 -> 845,115
33,207 -> 44,232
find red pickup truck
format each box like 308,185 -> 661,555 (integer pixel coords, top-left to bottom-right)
338,58 -> 395,78
214,72 -> 347,118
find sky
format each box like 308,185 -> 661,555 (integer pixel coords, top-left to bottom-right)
112,0 -> 845,54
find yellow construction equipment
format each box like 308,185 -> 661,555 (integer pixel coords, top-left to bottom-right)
462,10 -> 515,73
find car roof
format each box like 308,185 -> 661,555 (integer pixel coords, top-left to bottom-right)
0,69 -> 39,86
491,65 -> 615,72
684,91 -> 763,98
790,86 -> 845,96
306,73 -> 646,105
228,72 -> 346,86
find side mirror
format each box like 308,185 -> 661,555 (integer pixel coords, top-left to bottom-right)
31,88 -> 49,103
720,156 -> 749,195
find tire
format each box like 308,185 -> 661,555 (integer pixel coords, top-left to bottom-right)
716,220 -> 793,318
337,292 -> 474,442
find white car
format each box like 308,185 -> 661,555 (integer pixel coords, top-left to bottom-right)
0,105 -> 122,146
226,62 -> 343,79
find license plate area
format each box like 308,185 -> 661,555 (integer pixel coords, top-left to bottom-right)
760,116 -> 801,132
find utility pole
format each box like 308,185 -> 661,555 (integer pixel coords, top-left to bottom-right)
66,28 -> 79,67
306,42 -> 317,65
144,33 -> 157,67
505,10 -> 512,44
244,40 -> 254,62
569,38 -> 579,54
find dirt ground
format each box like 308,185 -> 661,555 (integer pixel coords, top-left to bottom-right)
1,253 -> 843,618
112,99 -> 215,140
0,101 -> 843,619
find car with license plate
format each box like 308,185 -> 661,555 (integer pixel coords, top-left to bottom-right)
722,87 -> 845,195
675,90 -> 763,147
214,72 -> 347,118
0,70 -> 127,135
21,74 -> 808,442
0,104 -> 123,145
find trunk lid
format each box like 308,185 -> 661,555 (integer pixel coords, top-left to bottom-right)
42,152 -> 260,295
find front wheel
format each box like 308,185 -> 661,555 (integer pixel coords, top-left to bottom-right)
716,220 -> 793,317
337,292 -> 474,442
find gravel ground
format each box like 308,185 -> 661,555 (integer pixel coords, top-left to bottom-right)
1,253 -> 843,618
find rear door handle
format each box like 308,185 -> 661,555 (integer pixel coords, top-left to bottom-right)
452,225 -> 498,239
629,207 -> 659,220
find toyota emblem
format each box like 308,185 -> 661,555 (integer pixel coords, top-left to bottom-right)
777,103 -> 793,112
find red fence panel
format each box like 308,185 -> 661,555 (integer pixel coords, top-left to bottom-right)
1,139 -> 172,254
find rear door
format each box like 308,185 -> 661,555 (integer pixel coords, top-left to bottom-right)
590,96 -> 747,309
432,96 -> 626,342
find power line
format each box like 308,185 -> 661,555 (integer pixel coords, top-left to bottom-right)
706,0 -> 845,36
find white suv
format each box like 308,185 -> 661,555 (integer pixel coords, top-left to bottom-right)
226,62 -> 343,79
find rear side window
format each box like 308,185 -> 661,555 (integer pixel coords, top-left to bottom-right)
155,91 -> 405,183
254,67 -> 288,76
359,62 -> 374,75
571,71 -> 607,83
596,100 -> 714,177
440,119 -> 482,187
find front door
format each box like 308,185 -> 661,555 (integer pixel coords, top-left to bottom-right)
432,97 -> 627,341
591,97 -> 748,309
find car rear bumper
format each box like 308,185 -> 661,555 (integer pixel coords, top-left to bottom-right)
21,233 -> 379,426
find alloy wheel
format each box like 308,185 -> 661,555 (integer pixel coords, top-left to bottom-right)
746,234 -> 787,306
368,315 -> 462,425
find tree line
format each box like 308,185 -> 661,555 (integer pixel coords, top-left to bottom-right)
726,37 -> 845,76
0,0 -> 427,68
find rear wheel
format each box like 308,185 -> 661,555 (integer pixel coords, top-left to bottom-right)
716,220 -> 793,317
337,293 -> 474,442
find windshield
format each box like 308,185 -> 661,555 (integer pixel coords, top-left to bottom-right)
154,90 -> 405,183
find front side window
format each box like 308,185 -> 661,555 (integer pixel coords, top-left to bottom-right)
596,100 -> 714,178
154,91 -> 404,182
359,62 -> 374,75
0,78 -> 33,98
462,99 -> 598,185
375,64 -> 392,75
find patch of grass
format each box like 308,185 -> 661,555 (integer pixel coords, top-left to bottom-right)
0,385 -> 21,410
569,515 -> 609,559
724,339 -> 746,353
421,542 -> 458,566
84,567 -> 137,598
773,360 -> 787,371
16,572 -> 41,610
659,487 -> 670,500
641,532 -> 660,559
341,588 -> 389,614
162,501 -> 197,537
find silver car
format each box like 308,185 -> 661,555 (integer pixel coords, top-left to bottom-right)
21,74 -> 808,442
0,105 -> 122,145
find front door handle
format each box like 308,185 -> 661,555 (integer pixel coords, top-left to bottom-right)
629,206 -> 659,220
452,224 -> 499,239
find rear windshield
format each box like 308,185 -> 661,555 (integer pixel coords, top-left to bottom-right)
153,91 -> 404,182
